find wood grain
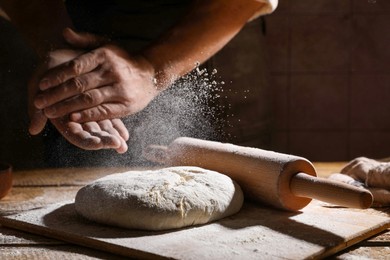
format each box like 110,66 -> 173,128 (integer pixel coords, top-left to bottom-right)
0,187 -> 79,216
0,199 -> 389,259
12,167 -> 136,187
0,163 -> 389,259
0,245 -> 127,260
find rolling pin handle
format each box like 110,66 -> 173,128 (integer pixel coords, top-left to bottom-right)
290,172 -> 373,209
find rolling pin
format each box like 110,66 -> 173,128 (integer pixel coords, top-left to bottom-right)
143,137 -> 373,211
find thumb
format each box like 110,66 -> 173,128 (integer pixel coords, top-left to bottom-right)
63,27 -> 109,49
28,65 -> 48,135
29,109 -> 47,135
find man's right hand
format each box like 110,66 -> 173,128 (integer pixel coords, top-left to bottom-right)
33,28 -> 161,125
28,49 -> 129,153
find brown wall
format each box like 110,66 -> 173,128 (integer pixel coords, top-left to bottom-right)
265,0 -> 390,161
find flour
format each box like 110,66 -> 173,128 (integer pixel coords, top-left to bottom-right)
44,66 -> 228,167
121,66 -> 227,165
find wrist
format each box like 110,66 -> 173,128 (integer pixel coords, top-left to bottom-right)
136,53 -> 176,91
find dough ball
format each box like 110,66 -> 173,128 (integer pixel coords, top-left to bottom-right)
75,166 -> 244,231
341,157 -> 390,189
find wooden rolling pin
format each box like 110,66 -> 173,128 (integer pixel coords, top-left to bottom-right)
143,137 -> 373,211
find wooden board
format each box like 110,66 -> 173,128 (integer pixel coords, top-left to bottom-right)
0,187 -> 79,216
0,200 -> 389,260
12,167 -> 138,186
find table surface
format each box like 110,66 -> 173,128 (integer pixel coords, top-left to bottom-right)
0,163 -> 389,259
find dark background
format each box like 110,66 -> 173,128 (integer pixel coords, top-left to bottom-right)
0,0 -> 389,169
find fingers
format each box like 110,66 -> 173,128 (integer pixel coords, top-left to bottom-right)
70,102 -> 128,122
82,121 -> 122,148
34,71 -> 108,110
28,63 -> 48,135
43,87 -> 113,119
28,109 -> 48,135
98,120 -> 129,153
66,121 -> 102,148
39,50 -> 104,91
53,117 -> 128,153
40,83 -> 130,121
111,118 -> 130,141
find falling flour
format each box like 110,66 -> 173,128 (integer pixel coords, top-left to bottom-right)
44,66 -> 229,167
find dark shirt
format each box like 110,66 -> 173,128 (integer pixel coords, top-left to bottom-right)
66,0 -> 192,51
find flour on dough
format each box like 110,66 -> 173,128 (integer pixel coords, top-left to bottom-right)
75,166 -> 244,231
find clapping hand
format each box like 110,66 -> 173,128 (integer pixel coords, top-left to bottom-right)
29,48 -> 129,153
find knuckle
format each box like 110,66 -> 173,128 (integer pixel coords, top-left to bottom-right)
85,109 -> 95,119
99,121 -> 112,132
109,69 -> 121,80
81,92 -> 95,105
94,91 -> 104,104
81,90 -> 104,106
79,109 -> 95,121
55,72 -> 67,84
122,100 -> 132,109
60,82 -> 71,95
72,77 -> 86,93
68,59 -> 83,75
106,64 -> 123,81
122,91 -> 135,104
99,47 -> 112,59
98,104 -> 110,117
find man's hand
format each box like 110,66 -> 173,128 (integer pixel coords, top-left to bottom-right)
50,117 -> 129,153
33,28 -> 160,123
29,48 -> 129,153
31,0 -> 267,124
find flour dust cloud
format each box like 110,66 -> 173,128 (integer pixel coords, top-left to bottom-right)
43,67 -> 228,167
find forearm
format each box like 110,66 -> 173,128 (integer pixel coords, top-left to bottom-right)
0,0 -> 73,59
141,0 -> 265,89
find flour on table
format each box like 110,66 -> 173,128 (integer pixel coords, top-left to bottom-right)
75,166 -> 244,231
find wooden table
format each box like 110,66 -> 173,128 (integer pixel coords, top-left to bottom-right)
0,163 -> 389,259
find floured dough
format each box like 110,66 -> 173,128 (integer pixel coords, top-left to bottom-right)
75,166 -> 244,231
329,157 -> 390,207
341,157 -> 390,189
